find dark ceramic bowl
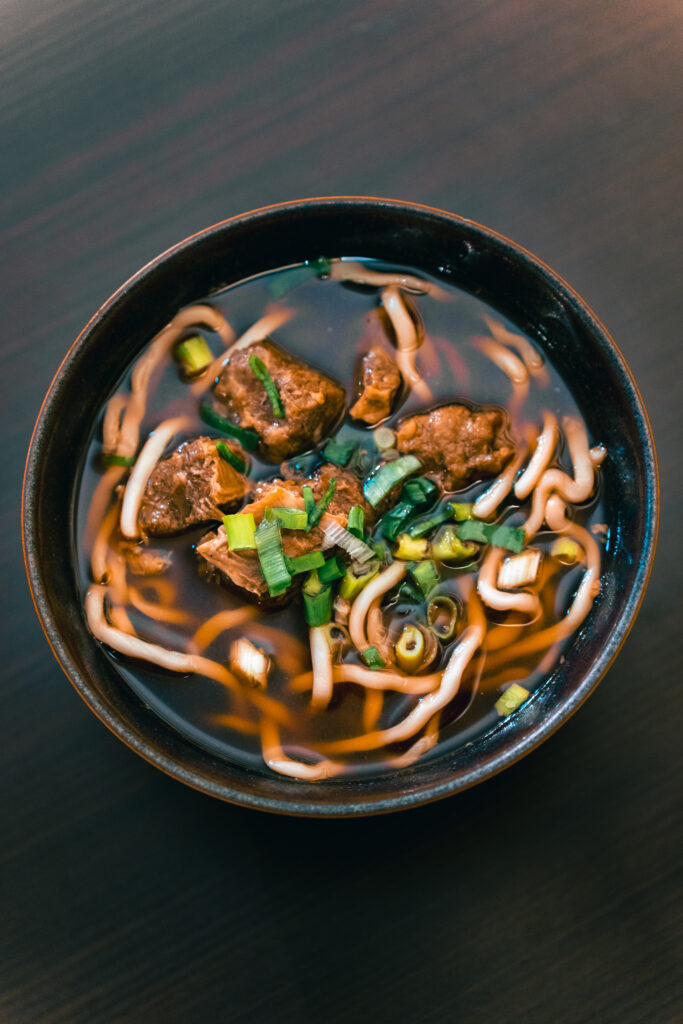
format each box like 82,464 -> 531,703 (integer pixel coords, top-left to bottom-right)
23,197 -> 658,816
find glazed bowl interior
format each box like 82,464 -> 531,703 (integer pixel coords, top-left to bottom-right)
23,198 -> 658,816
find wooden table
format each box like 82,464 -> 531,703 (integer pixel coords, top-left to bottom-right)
2,2 -> 681,1020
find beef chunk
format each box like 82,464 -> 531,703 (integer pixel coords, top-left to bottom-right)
395,404 -> 515,491
349,346 -> 402,425
196,467 -> 375,603
214,340 -> 346,462
139,436 -> 248,536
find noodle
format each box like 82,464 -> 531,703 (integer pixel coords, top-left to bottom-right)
191,607 -> 260,652
127,588 -> 192,625
514,411 -> 559,500
289,664 -> 440,695
309,625 -> 334,710
381,286 -> 432,401
328,259 -> 450,298
362,689 -> 384,731
260,719 -> 343,781
472,336 -> 529,384
348,561 -> 407,653
523,417 -> 596,538
477,547 -> 541,617
473,447 -> 527,520
120,416 -> 191,538
481,313 -> 545,373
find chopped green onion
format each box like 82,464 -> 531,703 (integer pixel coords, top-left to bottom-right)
495,683 -> 530,717
176,335 -> 213,375
249,355 -> 285,418
395,625 -> 425,673
402,477 -> 438,508
216,441 -> 246,473
323,438 -> 356,467
406,508 -> 451,539
363,455 -> 422,507
380,500 -> 416,542
264,507 -> 308,530
200,404 -> 260,451
551,537 -> 583,564
318,556 -> 346,584
347,505 -> 365,538
361,646 -> 385,669
431,524 -> 478,562
285,550 -> 326,576
101,453 -> 136,467
223,513 -> 256,550
254,519 -> 291,596
306,256 -> 332,275
456,520 -> 526,553
339,566 -> 378,601
373,427 -> 395,450
427,596 -> 458,640
399,579 -> 424,604
448,502 -> 475,521
394,535 -> 430,560
409,559 -> 440,597
302,485 -> 316,523
308,477 -> 337,529
303,569 -> 323,595
303,586 -> 333,626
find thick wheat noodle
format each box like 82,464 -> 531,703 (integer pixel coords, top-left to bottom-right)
523,417 -> 596,538
260,718 -> 344,781
84,466 -> 126,550
246,622 -> 309,676
213,714 -> 261,735
366,600 -> 393,663
514,411 -> 559,500
104,551 -> 129,605
134,577 -> 176,603
101,394 -> 128,452
477,547 -> 541,616
483,561 -> 563,652
120,416 -> 191,538
91,502 -> 121,583
472,335 -> 529,384
348,560 -> 407,652
127,588 -> 192,625
113,305 -> 232,455
319,587 -> 487,755
381,286 -> 432,401
191,607 -> 259,652
481,313 -> 545,371
363,689 -> 384,731
387,714 -> 441,768
309,625 -> 334,709
289,663 -> 440,695
328,259 -> 450,298
486,497 -> 601,671
192,306 -> 295,393
473,447 -> 528,519
590,445 -> 607,466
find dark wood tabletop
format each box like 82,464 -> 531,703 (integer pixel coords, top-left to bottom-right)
2,1 -> 681,1021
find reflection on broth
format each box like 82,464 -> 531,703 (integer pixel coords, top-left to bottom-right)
76,258 -> 607,780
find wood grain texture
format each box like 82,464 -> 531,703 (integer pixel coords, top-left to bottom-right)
2,1 -> 681,1021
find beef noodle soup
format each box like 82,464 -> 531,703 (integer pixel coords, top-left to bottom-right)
77,258 -> 607,781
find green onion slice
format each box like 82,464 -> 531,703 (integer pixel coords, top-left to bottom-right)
363,455 -> 421,507
308,477 -> 337,529
346,504 -> 365,538
323,438 -> 356,467
303,586 -> 333,626
402,476 -> 438,508
216,441 -> 246,473
248,355 -> 285,418
176,335 -> 213,375
360,646 -> 386,670
200,404 -> 260,451
285,550 -> 326,575
223,513 -> 256,550
254,519 -> 292,596
406,508 -> 451,539
409,559 -> 440,597
264,507 -> 308,530
456,520 -> 525,553
318,556 -> 346,584
101,453 -> 136,467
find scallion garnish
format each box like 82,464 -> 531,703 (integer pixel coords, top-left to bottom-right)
306,256 -> 332,275
200,404 -> 260,451
302,485 -> 316,524
264,507 -> 308,530
318,555 -> 346,583
363,455 -> 421,507
216,441 -> 246,473
394,535 -> 430,560
338,566 -> 378,601
248,355 -> 285,418
406,508 -> 451,539
380,500 -> 416,542
323,438 -> 356,467
101,453 -> 136,467
346,504 -> 365,538
308,477 -> 337,529
285,550 -> 326,576
409,559 -> 440,597
223,513 -> 256,550
402,477 -> 438,508
254,519 -> 292,596
495,683 -> 530,717
176,335 -> 213,375
448,502 -> 475,521
303,586 -> 333,626
361,646 -> 385,670
456,520 -> 525,553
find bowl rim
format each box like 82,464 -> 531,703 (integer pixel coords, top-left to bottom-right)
22,195 -> 659,816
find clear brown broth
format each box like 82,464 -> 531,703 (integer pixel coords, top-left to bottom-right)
76,260 -> 605,777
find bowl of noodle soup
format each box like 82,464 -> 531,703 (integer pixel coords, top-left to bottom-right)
22,198 -> 658,815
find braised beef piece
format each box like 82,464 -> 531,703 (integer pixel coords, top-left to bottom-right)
197,467 -> 375,603
214,340 -> 346,462
395,404 -> 515,491
349,346 -> 402,425
139,436 -> 248,536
